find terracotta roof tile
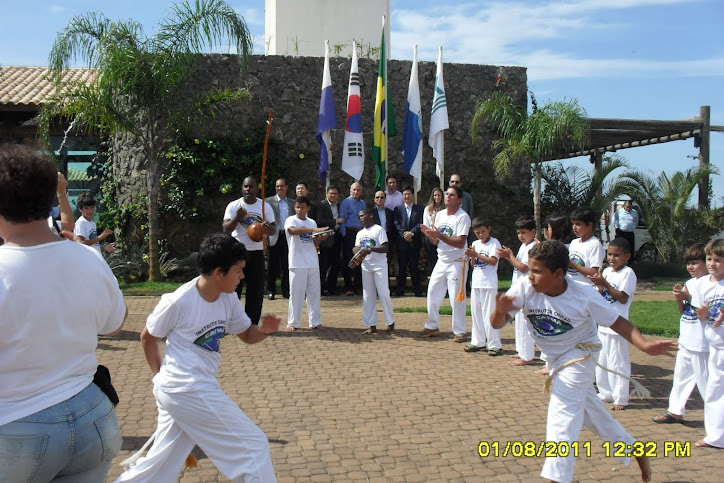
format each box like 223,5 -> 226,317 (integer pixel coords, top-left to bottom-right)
0,66 -> 95,107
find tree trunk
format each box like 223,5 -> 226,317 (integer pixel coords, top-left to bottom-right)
146,139 -> 162,282
533,161 -> 542,239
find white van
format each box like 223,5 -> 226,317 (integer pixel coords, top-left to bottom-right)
599,200 -> 656,263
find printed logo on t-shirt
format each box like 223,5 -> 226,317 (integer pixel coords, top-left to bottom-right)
438,224 -> 453,237
359,236 -> 377,248
601,287 -> 616,304
193,320 -> 226,352
704,296 -> 724,324
474,251 -> 487,268
527,312 -> 574,337
241,212 -> 263,226
567,253 -> 585,274
681,301 -> 698,323
299,232 -> 313,243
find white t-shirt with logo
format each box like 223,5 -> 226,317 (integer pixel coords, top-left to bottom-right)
147,277 -> 251,393
284,215 -> 319,269
74,216 -> 102,253
512,240 -> 538,284
434,208 -> 471,263
567,236 -> 604,284
598,265 -> 637,334
678,277 -> 709,352
355,224 -> 388,269
691,275 -> 724,350
505,276 -> 619,365
223,198 -> 275,251
471,237 -> 501,289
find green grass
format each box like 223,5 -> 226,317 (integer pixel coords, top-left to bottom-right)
650,277 -> 688,291
394,300 -> 681,337
119,281 -> 183,296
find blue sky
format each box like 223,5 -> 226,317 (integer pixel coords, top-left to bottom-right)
2,0 -> 722,203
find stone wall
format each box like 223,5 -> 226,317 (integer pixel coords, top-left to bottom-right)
113,54 -> 532,255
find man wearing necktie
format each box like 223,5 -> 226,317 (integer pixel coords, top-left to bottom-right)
393,186 -> 424,297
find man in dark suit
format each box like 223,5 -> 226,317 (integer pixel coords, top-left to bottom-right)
311,185 -> 343,295
393,186 -> 424,296
265,178 -> 296,300
372,191 -> 396,290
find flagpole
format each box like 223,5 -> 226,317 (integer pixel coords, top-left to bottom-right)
437,46 -> 445,190
413,43 -> 419,204
325,40 -> 331,191
383,15 -> 389,183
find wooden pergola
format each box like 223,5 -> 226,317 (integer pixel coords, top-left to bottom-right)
555,106 -> 723,208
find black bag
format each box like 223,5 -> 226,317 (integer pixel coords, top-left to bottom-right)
93,364 -> 119,406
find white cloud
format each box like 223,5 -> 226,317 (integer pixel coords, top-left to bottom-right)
390,0 -> 722,81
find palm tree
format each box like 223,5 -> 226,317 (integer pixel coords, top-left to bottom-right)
471,91 -> 589,234
43,0 -> 252,280
614,165 -> 720,262
541,155 -> 629,218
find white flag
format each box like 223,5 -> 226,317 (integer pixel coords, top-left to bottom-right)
402,46 -> 422,193
341,41 -> 364,180
428,46 -> 448,182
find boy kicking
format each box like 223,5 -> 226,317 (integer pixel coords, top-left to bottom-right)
491,241 -> 676,483
116,234 -> 279,482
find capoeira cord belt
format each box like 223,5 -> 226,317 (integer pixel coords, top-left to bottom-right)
542,343 -> 651,398
120,429 -> 198,470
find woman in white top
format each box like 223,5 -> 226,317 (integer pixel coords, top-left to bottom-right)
0,143 -> 127,482
423,187 -> 445,275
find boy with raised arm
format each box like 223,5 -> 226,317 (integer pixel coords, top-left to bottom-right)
491,240 -> 676,483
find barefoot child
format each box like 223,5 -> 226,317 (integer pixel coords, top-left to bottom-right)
116,233 -> 280,482
284,196 -> 330,331
463,217 -> 502,355
491,240 -> 676,483
652,242 -> 709,424
691,238 -> 724,448
589,237 -> 637,410
497,216 -> 537,365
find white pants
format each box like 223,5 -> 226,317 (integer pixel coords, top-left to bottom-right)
595,331 -> 631,406
425,259 -> 467,335
470,288 -> 500,349
361,264 -> 395,327
287,267 -> 322,328
703,346 -> 724,447
542,351 -> 634,483
514,311 -> 535,361
667,345 -> 709,416
115,385 -> 275,482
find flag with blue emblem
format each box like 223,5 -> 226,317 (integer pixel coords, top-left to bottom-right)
316,40 -> 337,184
429,46 -> 448,182
402,45 -> 422,193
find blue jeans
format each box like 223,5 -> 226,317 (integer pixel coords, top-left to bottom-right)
0,382 -> 122,482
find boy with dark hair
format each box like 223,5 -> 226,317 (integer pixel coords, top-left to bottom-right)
74,192 -> 115,254
116,233 -> 280,482
691,238 -> 724,448
284,196 -> 330,331
464,217 -> 502,354
355,208 -> 395,334
589,237 -> 637,410
653,242 -> 709,424
491,240 -> 676,483
568,206 -> 604,284
497,215 -> 538,365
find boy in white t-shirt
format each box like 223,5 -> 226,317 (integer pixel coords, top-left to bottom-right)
497,216 -> 538,365
74,192 -> 115,254
115,233 -> 280,482
284,196 -> 330,331
464,217 -> 502,355
354,208 -> 395,334
491,240 -> 676,483
589,237 -> 637,410
691,238 -> 724,449
567,206 -> 604,285
652,242 -> 709,424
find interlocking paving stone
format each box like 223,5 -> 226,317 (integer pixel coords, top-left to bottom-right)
104,294 -> 717,482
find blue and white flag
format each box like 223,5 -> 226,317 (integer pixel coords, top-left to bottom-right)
402,45 -> 422,193
428,46 -> 449,182
341,41 -> 364,180
316,40 -> 337,184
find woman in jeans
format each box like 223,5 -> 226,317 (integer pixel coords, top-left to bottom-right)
0,143 -> 127,482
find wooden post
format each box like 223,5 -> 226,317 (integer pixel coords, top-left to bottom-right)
698,105 -> 710,209
592,150 -> 603,202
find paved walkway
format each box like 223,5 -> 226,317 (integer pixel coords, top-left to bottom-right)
103,292 -> 722,482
